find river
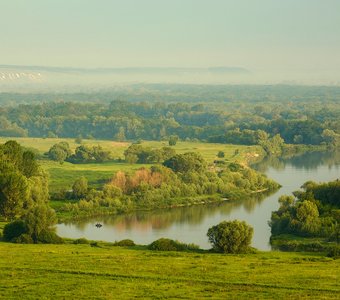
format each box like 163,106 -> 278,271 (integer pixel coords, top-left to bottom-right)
57,151 -> 340,250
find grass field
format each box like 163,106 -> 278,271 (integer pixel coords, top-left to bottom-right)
0,137 -> 263,192
0,242 -> 338,299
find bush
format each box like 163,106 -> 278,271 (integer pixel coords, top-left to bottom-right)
73,238 -> 90,244
90,241 -> 99,247
217,151 -> 225,158
148,238 -> 199,252
114,239 -> 135,247
12,233 -> 34,244
207,220 -> 254,253
36,230 -> 64,244
3,220 -> 28,242
327,245 -> 340,258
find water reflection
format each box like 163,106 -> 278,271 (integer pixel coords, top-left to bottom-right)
63,194 -> 268,233
253,151 -> 340,173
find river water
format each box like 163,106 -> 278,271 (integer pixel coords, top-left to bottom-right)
57,151 -> 340,250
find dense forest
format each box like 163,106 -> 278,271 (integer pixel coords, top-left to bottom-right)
0,85 -> 339,148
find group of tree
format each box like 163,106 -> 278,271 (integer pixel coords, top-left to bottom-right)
270,180 -> 340,242
62,152 -> 279,217
1,85 -> 339,149
47,142 -> 113,164
124,144 -> 176,164
0,141 -> 61,243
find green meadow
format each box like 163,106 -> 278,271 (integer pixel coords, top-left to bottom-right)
0,137 -> 262,193
0,242 -> 338,299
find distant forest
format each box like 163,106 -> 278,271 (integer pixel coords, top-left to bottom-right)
0,85 -> 339,147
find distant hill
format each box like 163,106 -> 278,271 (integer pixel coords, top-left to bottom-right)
0,65 -> 254,92
0,64 -> 250,74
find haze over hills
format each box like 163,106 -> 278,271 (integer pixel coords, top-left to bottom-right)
0,65 -> 252,90
0,64 -> 339,92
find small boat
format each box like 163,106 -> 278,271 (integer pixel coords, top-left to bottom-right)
95,223 -> 102,228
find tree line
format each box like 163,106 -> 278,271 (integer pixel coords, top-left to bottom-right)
0,89 -> 339,148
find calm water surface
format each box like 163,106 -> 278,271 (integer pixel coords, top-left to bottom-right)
57,151 -> 340,250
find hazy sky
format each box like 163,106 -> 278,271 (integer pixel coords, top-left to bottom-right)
1,0 -> 339,74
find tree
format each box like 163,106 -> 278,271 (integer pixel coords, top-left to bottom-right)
207,220 -> 254,253
217,151 -> 225,158
72,177 -> 88,199
168,135 -> 179,146
3,204 -> 60,243
259,134 -> 285,155
3,219 -> 28,242
48,142 -> 72,164
296,200 -> 320,234
23,204 -> 58,243
0,171 -> 29,220
161,147 -> 176,160
126,153 -> 138,164
21,151 -> 39,177
2,140 -> 23,170
115,127 -> 126,141
163,152 -> 207,173
0,140 -> 61,244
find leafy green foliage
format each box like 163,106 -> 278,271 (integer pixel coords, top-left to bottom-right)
270,180 -> 340,243
124,144 -> 176,164
168,135 -> 179,146
60,154 -> 279,219
73,238 -> 90,244
163,152 -> 207,173
217,151 -> 225,158
67,145 -> 112,163
114,239 -> 136,247
1,85 -> 339,149
3,220 -> 28,242
0,141 -> 61,243
47,142 -> 72,163
207,220 -> 254,253
23,204 -> 58,243
0,171 -> 29,220
148,238 -> 198,251
72,177 -> 88,199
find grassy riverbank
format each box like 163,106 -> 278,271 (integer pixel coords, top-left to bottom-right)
0,242 -> 338,299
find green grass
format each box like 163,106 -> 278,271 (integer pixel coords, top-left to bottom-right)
0,242 -> 338,299
0,137 -> 263,192
42,160 -> 149,192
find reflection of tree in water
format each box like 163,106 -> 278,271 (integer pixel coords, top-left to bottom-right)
253,151 -> 340,172
287,151 -> 340,170
68,192 -> 271,232
252,156 -> 285,173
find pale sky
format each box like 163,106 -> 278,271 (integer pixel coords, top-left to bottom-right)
0,0 -> 339,76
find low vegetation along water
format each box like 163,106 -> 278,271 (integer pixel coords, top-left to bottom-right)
57,151 -> 340,250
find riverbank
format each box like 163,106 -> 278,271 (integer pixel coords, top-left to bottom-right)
53,187 -> 278,223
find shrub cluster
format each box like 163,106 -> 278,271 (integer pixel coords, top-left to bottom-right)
148,238 -> 199,252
